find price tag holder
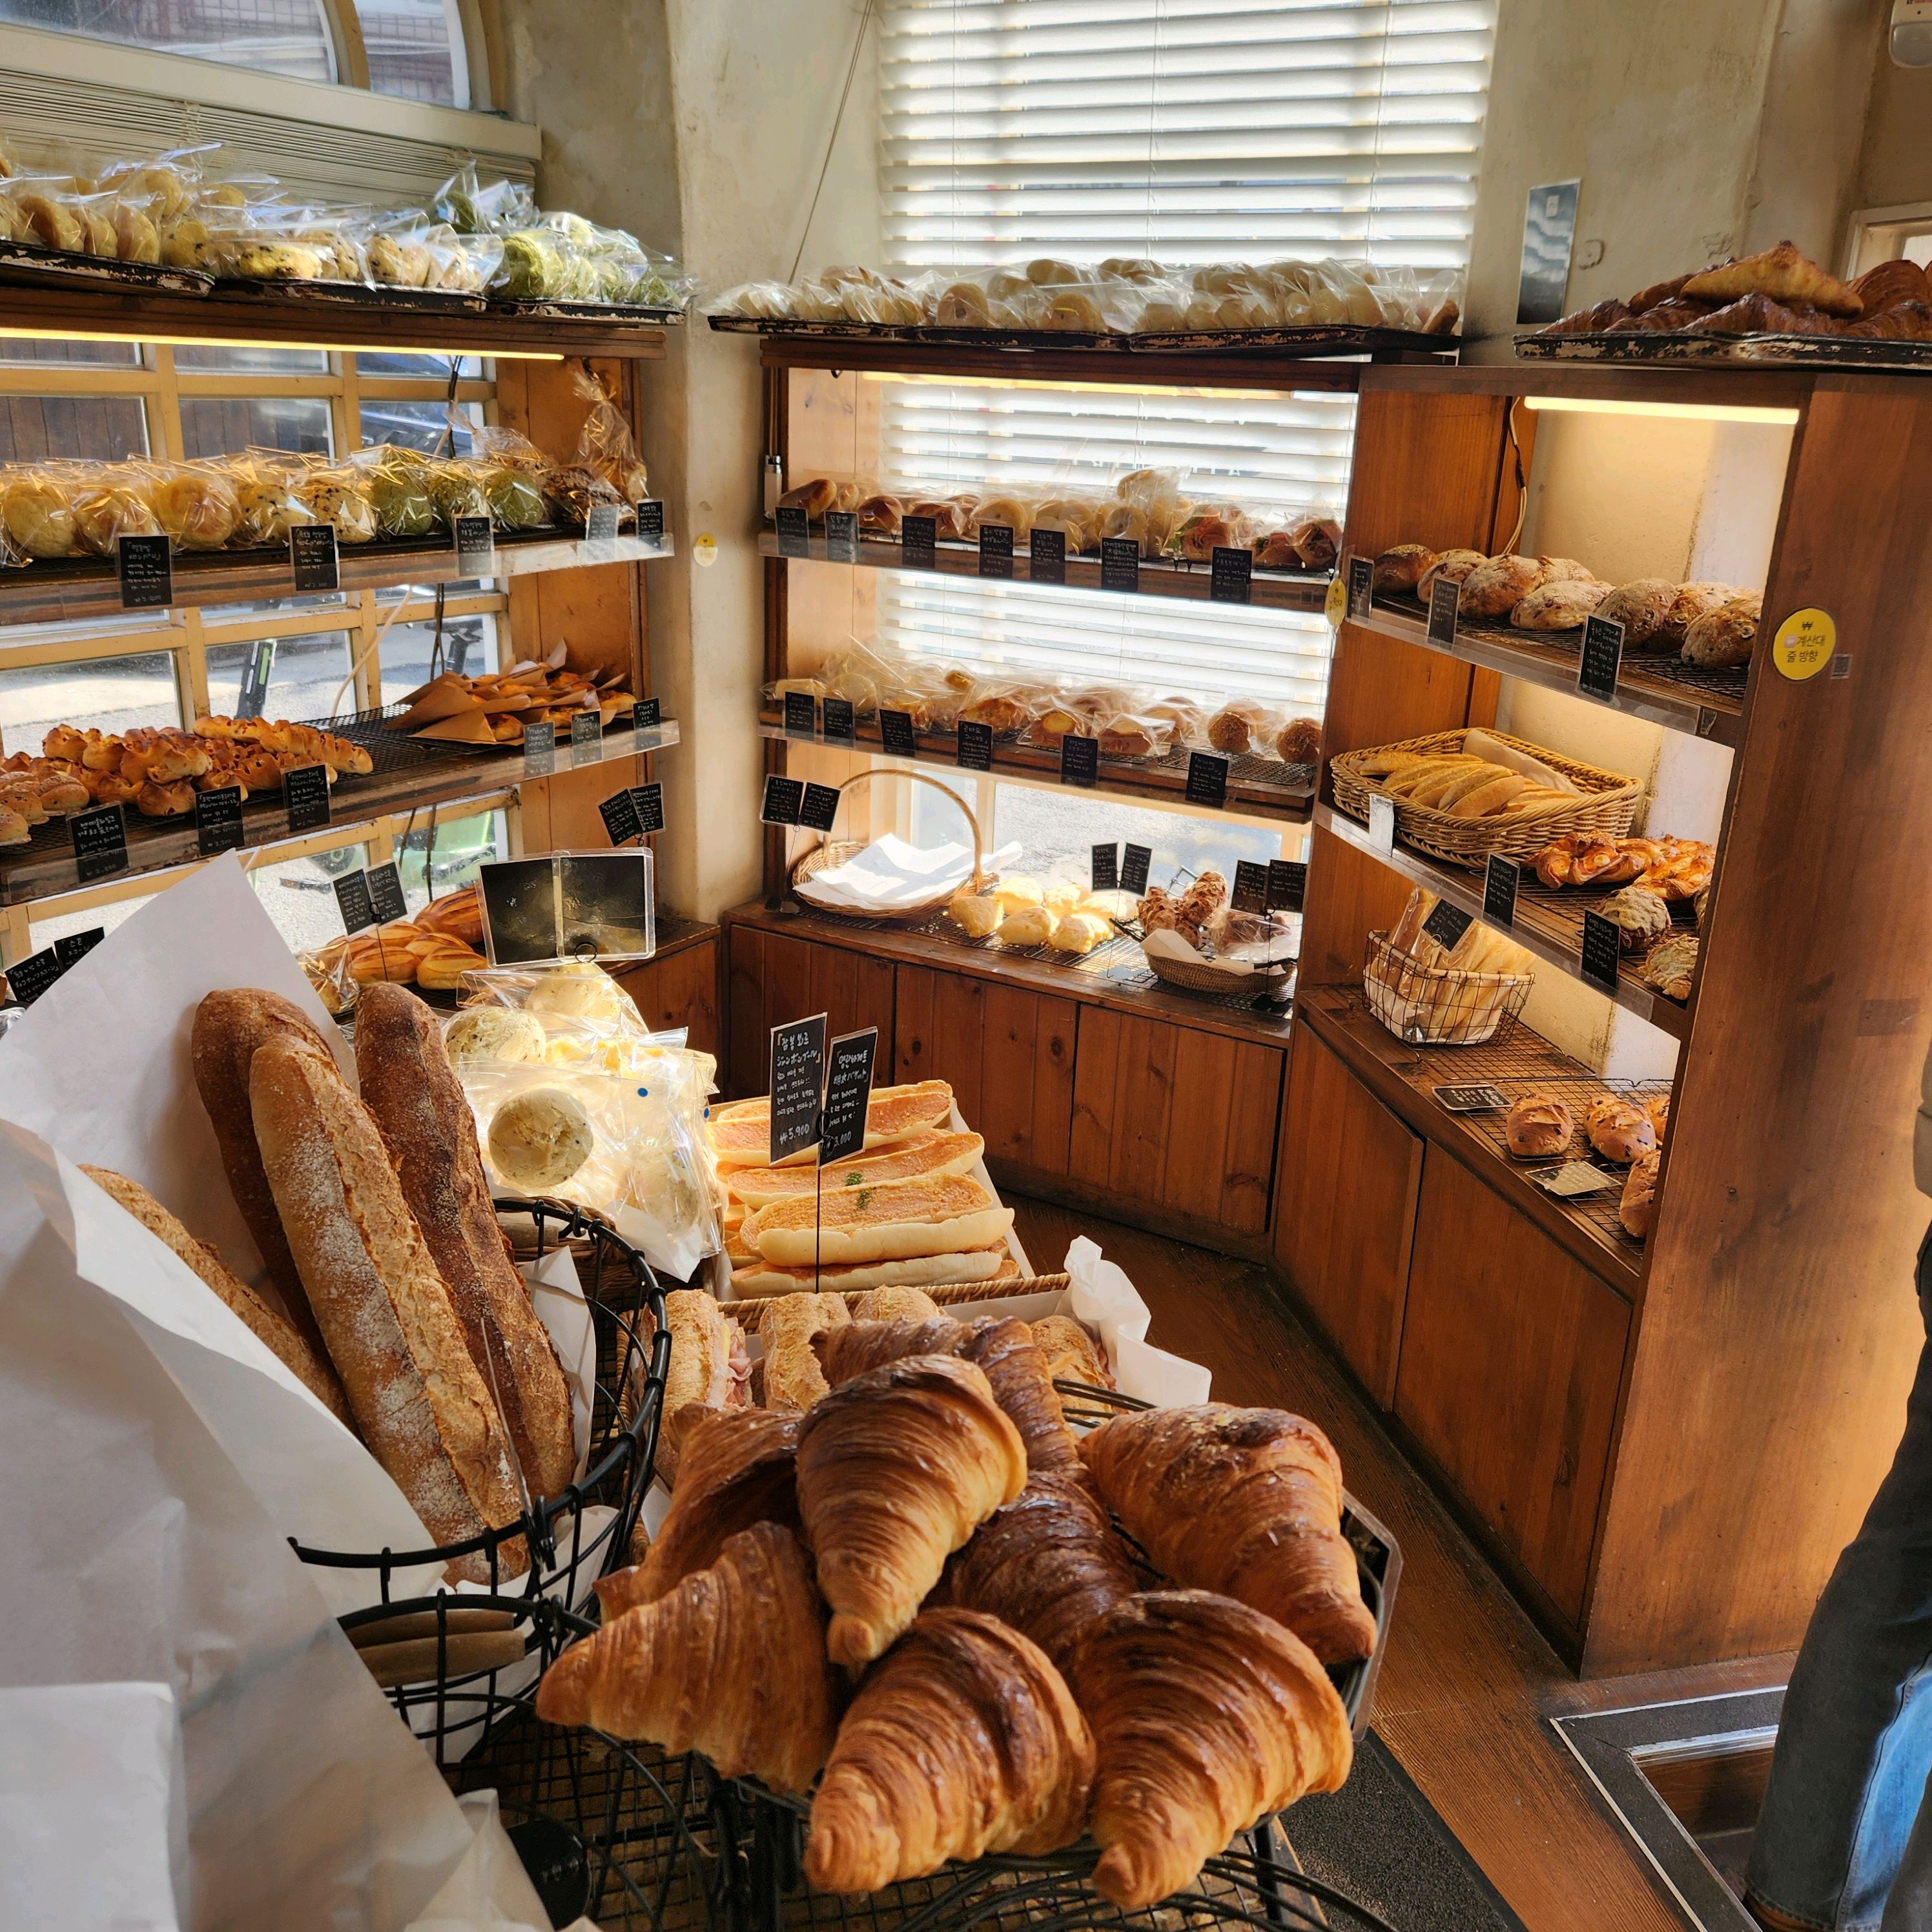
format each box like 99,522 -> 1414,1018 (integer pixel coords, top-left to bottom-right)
290,523 -> 340,592
522,720 -> 556,775
599,788 -> 644,846
1483,854 -> 1521,927
879,709 -> 918,759
333,868 -> 378,934
1060,735 -> 1098,788
1100,537 -> 1140,593
1434,1083 -> 1510,1113
1532,1160 -> 1618,1199
1348,554 -> 1373,619
798,781 -> 841,834
1185,751 -> 1229,809
454,514 -> 496,576
956,719 -> 992,770
901,514 -> 938,570
1091,842 -> 1119,894
1029,528 -> 1066,584
635,498 -> 666,548
72,803 -> 128,885
6,945 -> 65,1005
825,509 -> 859,563
822,696 -> 855,745
284,763 -> 331,834
783,690 -> 819,736
631,782 -> 665,834
633,695 -> 662,730
581,501 -> 622,562
768,1013 -> 828,1166
1266,859 -> 1306,911
1367,793 -> 1397,853
819,1027 -> 878,1166
54,927 -> 103,971
366,861 -> 407,926
1577,613 -> 1625,703
1426,575 -> 1460,648
194,784 -> 244,858
236,638 -> 276,721
1232,860 -> 1270,914
117,533 -> 172,610
1580,910 -> 1622,993
760,774 -> 804,825
978,523 -> 1013,579
774,505 -> 810,558
1120,843 -> 1152,895
1422,899 -> 1473,954
1210,546 -> 1253,605
571,710 -> 604,759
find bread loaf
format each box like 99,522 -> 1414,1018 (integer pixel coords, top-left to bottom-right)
1504,1095 -> 1574,1159
1619,1149 -> 1661,1240
354,983 -> 576,1501
1584,1094 -> 1657,1166
249,1035 -> 528,1579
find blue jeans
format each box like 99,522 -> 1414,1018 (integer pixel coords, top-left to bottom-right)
1749,1227 -> 1932,1931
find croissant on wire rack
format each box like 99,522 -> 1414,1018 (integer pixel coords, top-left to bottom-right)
796,1353 -> 1027,1669
535,1521 -> 838,1795
595,1406 -> 800,1616
803,1608 -> 1096,1892
1074,1590 -> 1353,1909
1078,1404 -> 1376,1664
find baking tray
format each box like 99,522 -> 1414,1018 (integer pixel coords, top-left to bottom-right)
1515,328 -> 1932,373
0,238 -> 212,294
214,275 -> 489,313
712,314 -> 1457,358
489,296 -> 686,325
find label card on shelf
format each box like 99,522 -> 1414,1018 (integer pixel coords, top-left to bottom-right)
1232,861 -> 1270,913
194,785 -> 244,858
783,690 -> 819,736
822,696 -> 855,745
879,709 -> 918,759
819,1027 -> 878,1166
1185,751 -> 1229,809
1483,854 -> 1521,927
599,788 -> 644,846
584,502 -> 621,546
236,638 -> 276,721
1577,613 -> 1625,703
1121,843 -> 1152,894
824,510 -> 858,562
1210,546 -> 1252,604
760,775 -> 804,825
522,720 -> 555,774
455,514 -> 495,575
72,804 -> 128,885
284,764 -> 331,834
978,523 -> 1013,578
774,505 -> 810,558
635,499 -> 666,547
798,781 -> 841,834
117,533 -> 171,610
6,947 -> 65,1005
290,523 -> 340,592
53,927 -> 103,970
1029,528 -> 1066,584
635,696 -> 662,729
1267,858 -> 1307,911
1367,794 -> 1397,852
571,710 -> 603,758
1422,899 -> 1473,954
1091,842 -> 1118,893
632,783 -> 665,836
1426,575 -> 1459,647
1531,1160 -> 1618,1199
1433,1083 -> 1510,1112
1060,735 -> 1098,787
366,861 -> 406,926
1100,537 -> 1140,593
768,1012 -> 828,1165
1580,910 -> 1622,992
901,515 -> 938,570
956,719 -> 992,770
333,868 -> 377,934
1773,606 -> 1837,682
1348,554 -> 1373,618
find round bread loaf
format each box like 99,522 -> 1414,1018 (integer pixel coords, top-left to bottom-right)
1505,1094 -> 1574,1158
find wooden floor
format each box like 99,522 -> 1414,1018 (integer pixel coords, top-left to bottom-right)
1011,1196 -> 1789,1932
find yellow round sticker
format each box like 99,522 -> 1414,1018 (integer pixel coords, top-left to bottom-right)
1324,571 -> 1349,629
1772,606 -> 1836,681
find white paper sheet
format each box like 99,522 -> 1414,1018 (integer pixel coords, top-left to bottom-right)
793,834 -> 1022,912
406,1791 -> 590,1932
524,1246 -> 597,1478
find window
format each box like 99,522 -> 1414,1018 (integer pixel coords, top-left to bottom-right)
355,0 -> 466,107
0,0 -> 337,83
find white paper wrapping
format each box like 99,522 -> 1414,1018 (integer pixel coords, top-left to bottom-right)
405,1791 -> 593,1932
792,834 -> 1022,912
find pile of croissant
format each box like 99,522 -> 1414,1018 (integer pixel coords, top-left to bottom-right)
537,1313 -> 1373,1908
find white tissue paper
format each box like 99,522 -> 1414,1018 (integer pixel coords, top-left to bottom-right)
406,1790 -> 594,1932
793,834 -> 1022,912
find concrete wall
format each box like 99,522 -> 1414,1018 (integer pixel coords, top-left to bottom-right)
1856,46 -> 1932,213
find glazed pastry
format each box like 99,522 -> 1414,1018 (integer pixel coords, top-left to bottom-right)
1601,885 -> 1672,952
1643,933 -> 1701,1002
1372,543 -> 1435,595
1585,1094 -> 1657,1165
1512,578 -> 1609,630
1505,1094 -> 1575,1158
1619,1150 -> 1662,1240
1596,579 -> 1679,653
1566,838 -> 1628,887
1681,598 -> 1760,669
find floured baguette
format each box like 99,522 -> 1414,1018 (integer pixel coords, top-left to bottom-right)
745,1175 -> 1015,1267
728,1249 -> 1016,1300
723,1131 -> 984,1208
710,1082 -> 954,1169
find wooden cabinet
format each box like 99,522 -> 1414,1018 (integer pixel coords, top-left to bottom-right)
613,929 -> 719,1057
1395,1149 -> 1630,1630
1272,1022 -> 1423,1406
724,924 -> 895,1096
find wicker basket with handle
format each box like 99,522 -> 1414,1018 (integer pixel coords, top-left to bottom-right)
1143,949 -> 1294,996
1330,728 -> 1642,868
788,767 -> 994,925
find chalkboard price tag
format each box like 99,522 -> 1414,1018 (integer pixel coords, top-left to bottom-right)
798,781 -> 841,834
1232,859 -> 1271,913
633,696 -> 661,730
455,514 -> 496,575
53,927 -> 104,971
824,509 -> 859,562
6,946 -> 63,1005
901,514 -> 938,570
822,696 -> 855,745
1185,751 -> 1229,809
1091,842 -> 1118,894
783,690 -> 819,736
290,522 -> 340,591
879,709 -> 918,759
117,533 -> 172,610
1100,537 -> 1140,593
1426,575 -> 1460,647
283,763 -> 331,833
1433,1083 -> 1510,1113
333,868 -> 378,934
1060,735 -> 1098,787
775,505 -> 810,558
1348,554 -> 1373,618
760,774 -> 803,825
768,1012 -> 828,1166
1580,910 -> 1622,992
635,498 -> 665,546
236,639 -> 276,721
631,781 -> 665,834
1120,843 -> 1153,894
978,522 -> 1013,578
1532,1160 -> 1618,1198
522,720 -> 556,774
599,788 -> 644,846
571,710 -> 604,757
71,803 -> 128,885
1483,853 -> 1521,927
1267,859 -> 1307,911
1367,793 -> 1397,852
956,719 -> 992,770
819,1027 -> 878,1166
584,501 -> 621,546
1422,899 -> 1473,954
1210,546 -> 1253,604
1029,527 -> 1066,584
194,784 -> 244,858
366,861 -> 407,926
1577,613 -> 1625,703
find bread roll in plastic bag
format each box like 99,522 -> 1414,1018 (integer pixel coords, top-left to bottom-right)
570,365 -> 648,503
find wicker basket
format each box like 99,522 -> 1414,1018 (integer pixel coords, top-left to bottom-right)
789,768 -> 994,926
1331,728 -> 1641,868
1143,949 -> 1295,996
1362,928 -> 1532,1045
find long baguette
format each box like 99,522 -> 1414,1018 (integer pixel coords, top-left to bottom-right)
249,1035 -> 528,1581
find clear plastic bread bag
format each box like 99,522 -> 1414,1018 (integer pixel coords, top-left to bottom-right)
349,442 -> 436,539
425,225 -> 501,294
63,459 -> 161,556
0,462 -> 81,559
3,176 -> 92,254
139,460 -> 242,551
431,162 -> 537,237
706,279 -> 800,320
365,212 -> 438,290
569,365 -> 648,502
289,457 -> 379,543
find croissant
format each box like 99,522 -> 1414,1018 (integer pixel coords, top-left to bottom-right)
1078,1404 -> 1375,1664
535,1521 -> 837,1795
796,1353 -> 1027,1668
595,1405 -> 800,1616
1074,1591 -> 1353,1909
804,1608 -> 1095,1891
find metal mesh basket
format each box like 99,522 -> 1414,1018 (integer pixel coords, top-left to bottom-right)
1361,928 -> 1532,1046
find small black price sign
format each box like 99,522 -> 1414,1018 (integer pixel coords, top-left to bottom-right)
798,781 -> 841,834
71,803 -> 128,885
283,763 -> 331,833
454,513 -> 495,574
768,1012 -> 828,1166
1210,546 -> 1253,604
879,709 -> 918,759
1091,842 -> 1119,894
1029,527 -> 1066,584
54,927 -> 104,970
1348,554 -> 1373,618
1434,1083 -> 1510,1113
760,774 -> 804,825
632,781 -> 665,834
367,861 -> 407,925
1060,735 -> 1098,787
571,710 -> 604,757
978,523 -> 1013,579
194,784 -> 244,858
333,868 -> 378,934
956,719 -> 992,770
783,690 -> 819,736
819,1026 -> 878,1166
633,696 -> 662,730
901,514 -> 938,570
775,505 -> 810,558
117,533 -> 172,610
1422,899 -> 1473,954
1577,613 -> 1625,703
290,522 -> 340,591
583,502 -> 621,547
1426,575 -> 1460,647
599,788 -> 644,845
1483,853 -> 1521,927
822,696 -> 855,745
236,638 -> 276,721
1120,842 -> 1153,894
522,719 -> 556,774
1232,860 -> 1270,913
6,945 -> 64,1005
1266,859 -> 1307,911
1580,910 -> 1622,992
1099,536 -> 1140,593
635,498 -> 665,546
1185,751 -> 1229,809
825,509 -> 859,562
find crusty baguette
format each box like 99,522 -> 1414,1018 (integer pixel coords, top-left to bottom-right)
249,1035 -> 528,1580
81,1163 -> 353,1427
353,983 -> 577,1501
721,1131 -> 985,1209
659,1290 -> 751,1473
758,1291 -> 850,1411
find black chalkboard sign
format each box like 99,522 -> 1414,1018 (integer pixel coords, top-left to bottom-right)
760,774 -> 803,825
1100,537 -> 1140,593
522,719 -> 556,774
333,868 -> 377,934
72,803 -> 128,884
1210,546 -> 1252,604
1185,751 -> 1229,809
768,1013 -> 828,1165
1348,554 -> 1373,618
1121,843 -> 1152,894
901,514 -> 938,570
367,861 -> 407,926
631,782 -> 664,835
978,523 -> 1013,579
290,522 -> 340,592
1091,842 -> 1118,894
798,781 -> 841,833
1577,613 -> 1625,703
53,927 -> 103,971
956,719 -> 992,770
6,945 -> 63,1005
1581,910 -> 1622,992
283,764 -> 331,833
599,788 -> 643,846
635,499 -> 665,546
822,696 -> 855,745
117,533 -> 171,610
1483,853 -> 1521,927
455,514 -> 495,574
783,690 -> 819,736
1426,575 -> 1460,647
879,709 -> 918,759
819,1027 -> 878,1166
195,784 -> 244,858
775,505 -> 810,558
825,510 -> 859,562
1029,528 -> 1065,584
571,710 -> 603,756
1232,860 -> 1270,913
1267,859 -> 1307,911
584,502 -> 621,547
1422,899 -> 1473,954
633,696 -> 661,730
1060,735 -> 1098,787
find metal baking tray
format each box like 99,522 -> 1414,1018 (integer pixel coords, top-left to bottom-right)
1515,328 -> 1932,373
214,275 -> 489,313
712,314 -> 1457,359
0,238 -> 212,294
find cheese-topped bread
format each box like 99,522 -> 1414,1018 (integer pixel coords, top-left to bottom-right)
710,1081 -> 954,1169
723,1131 -> 985,1208
743,1175 -> 1014,1266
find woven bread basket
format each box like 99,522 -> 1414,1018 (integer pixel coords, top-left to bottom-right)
789,768 -> 994,926
1331,728 -> 1641,868
1143,949 -> 1294,996
1361,929 -> 1532,1045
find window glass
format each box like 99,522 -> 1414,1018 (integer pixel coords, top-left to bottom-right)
0,0 -> 336,83
355,0 -> 464,106
251,839 -> 371,954
205,630 -> 355,724
362,396 -> 482,455
991,780 -> 1284,889
0,395 -> 148,464
358,353 -> 484,379
0,649 -> 181,757
28,890 -> 154,954
178,395 -> 332,460
380,613 -> 495,699
398,805 -> 508,910
0,337 -> 139,367
174,345 -> 329,373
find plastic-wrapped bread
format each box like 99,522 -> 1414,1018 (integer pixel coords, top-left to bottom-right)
1207,699 -> 1266,754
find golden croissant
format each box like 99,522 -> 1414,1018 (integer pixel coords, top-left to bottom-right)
1079,1404 -> 1375,1663
537,1521 -> 838,1794
804,1608 -> 1095,1891
796,1353 -> 1027,1669
1074,1589 -> 1353,1908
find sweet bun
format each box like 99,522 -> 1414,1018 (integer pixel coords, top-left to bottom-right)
488,1087 -> 595,1190
2,477 -> 76,557
1584,1094 -> 1656,1166
152,469 -> 240,550
1505,1094 -> 1574,1158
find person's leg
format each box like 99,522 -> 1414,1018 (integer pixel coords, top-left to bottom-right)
1880,1770 -> 1932,1932
1747,1229 -> 1932,1931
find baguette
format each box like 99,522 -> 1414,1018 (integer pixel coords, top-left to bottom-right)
710,1082 -> 954,1169
744,1176 -> 1016,1268
249,1035 -> 528,1580
660,1291 -> 752,1472
721,1131 -> 985,1209
353,983 -> 576,1501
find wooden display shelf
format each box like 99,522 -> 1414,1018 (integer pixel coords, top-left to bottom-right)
1315,803 -> 1694,1040
757,527 -> 1331,613
0,530 -> 673,627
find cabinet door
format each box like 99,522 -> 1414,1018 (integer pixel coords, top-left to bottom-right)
724,928 -> 895,1097
1272,1023 -> 1422,1406
614,940 -> 719,1056
1395,1151 -> 1631,1625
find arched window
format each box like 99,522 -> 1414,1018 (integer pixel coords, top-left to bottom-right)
354,0 -> 467,108
0,0 -> 338,83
